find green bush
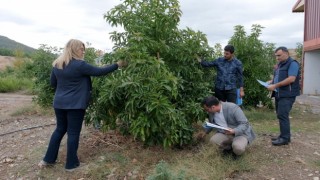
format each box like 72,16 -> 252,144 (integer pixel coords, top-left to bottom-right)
0,58 -> 34,93
0,48 -> 14,56
85,0 -> 213,147
229,24 -> 275,108
0,76 -> 32,92
30,45 -> 58,107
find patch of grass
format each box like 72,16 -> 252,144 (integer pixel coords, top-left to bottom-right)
85,150 -> 132,179
245,105 -> 320,134
11,103 -> 53,116
290,106 -> 320,133
102,152 -> 128,164
0,76 -> 32,93
147,160 -> 191,180
245,108 -> 276,122
245,108 -> 278,134
14,145 -> 51,178
315,160 -> 320,168
163,145 -> 254,180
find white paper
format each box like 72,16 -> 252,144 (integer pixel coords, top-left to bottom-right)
205,122 -> 230,131
257,79 -> 277,92
257,79 -> 269,88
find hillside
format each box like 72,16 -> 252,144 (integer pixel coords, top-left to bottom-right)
0,35 -> 36,54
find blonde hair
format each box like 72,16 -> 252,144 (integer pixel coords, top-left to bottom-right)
52,39 -> 85,69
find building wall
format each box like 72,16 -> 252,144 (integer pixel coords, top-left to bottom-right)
305,0 -> 320,41
304,0 -> 320,51
303,50 -> 320,95
300,0 -> 320,95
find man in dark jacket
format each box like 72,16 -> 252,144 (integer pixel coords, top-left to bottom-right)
267,46 -> 300,146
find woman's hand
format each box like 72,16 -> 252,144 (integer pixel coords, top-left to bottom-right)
117,60 -> 128,68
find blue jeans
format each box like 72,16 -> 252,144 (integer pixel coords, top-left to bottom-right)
214,88 -> 237,103
43,109 -> 85,169
275,97 -> 296,141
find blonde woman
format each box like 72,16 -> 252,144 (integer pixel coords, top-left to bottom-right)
38,39 -> 127,171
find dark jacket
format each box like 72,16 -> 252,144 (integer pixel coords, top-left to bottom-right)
50,59 -> 118,109
273,57 -> 300,98
200,57 -> 243,90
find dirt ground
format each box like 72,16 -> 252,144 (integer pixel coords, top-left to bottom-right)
0,56 -> 15,71
0,92 -> 319,179
235,94 -> 320,180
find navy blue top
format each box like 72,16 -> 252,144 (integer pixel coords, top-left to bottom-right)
50,59 -> 119,109
272,57 -> 300,98
200,57 -> 244,90
274,58 -> 299,92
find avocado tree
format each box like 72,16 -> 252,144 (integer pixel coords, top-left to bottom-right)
229,24 -> 275,108
85,0 -> 216,147
30,45 -> 59,107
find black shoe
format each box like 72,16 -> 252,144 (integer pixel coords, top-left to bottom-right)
271,136 -> 291,142
222,149 -> 233,156
272,138 -> 289,146
222,149 -> 240,160
231,152 -> 240,160
271,136 -> 278,141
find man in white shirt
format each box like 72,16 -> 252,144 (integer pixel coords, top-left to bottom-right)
201,96 -> 256,157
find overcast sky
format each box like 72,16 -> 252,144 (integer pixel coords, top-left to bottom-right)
0,0 -> 303,51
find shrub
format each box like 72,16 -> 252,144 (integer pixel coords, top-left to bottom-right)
229,24 -> 275,108
0,76 -> 32,92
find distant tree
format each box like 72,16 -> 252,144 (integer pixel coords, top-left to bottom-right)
229,24 -> 275,108
295,42 -> 303,60
30,45 -> 59,107
84,42 -> 98,65
0,48 -> 14,56
12,48 -> 25,69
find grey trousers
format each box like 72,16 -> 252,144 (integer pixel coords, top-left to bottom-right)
210,133 -> 248,155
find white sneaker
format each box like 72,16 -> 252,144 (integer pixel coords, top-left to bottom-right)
65,163 -> 85,172
65,167 -> 78,172
38,160 -> 55,168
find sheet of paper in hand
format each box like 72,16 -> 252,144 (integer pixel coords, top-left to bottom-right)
205,122 -> 229,131
257,79 -> 277,92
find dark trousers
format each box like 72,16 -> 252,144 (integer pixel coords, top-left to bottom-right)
214,88 -> 237,103
43,109 -> 85,169
275,97 -> 296,141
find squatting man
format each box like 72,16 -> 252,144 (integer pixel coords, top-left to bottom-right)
199,96 -> 256,157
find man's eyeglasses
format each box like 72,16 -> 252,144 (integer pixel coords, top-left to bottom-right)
275,54 -> 282,57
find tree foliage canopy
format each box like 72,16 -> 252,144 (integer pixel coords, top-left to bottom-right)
86,0 -> 216,147
229,24 -> 275,108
